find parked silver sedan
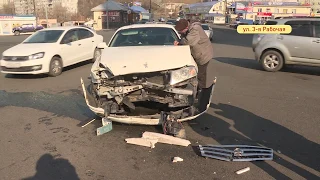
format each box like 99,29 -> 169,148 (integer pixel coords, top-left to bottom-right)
253,18 -> 320,72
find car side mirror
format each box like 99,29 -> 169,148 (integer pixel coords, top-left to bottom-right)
97,42 -> 108,49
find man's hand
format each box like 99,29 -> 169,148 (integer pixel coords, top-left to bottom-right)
174,41 -> 179,46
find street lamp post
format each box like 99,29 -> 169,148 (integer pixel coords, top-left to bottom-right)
45,0 -> 53,28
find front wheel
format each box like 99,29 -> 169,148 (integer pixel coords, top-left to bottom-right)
14,31 -> 20,36
48,57 -> 63,77
260,50 -> 284,72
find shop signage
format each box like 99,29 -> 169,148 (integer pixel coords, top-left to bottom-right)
0,15 -> 14,19
133,2 -> 141,6
257,12 -> 272,17
103,11 -> 120,16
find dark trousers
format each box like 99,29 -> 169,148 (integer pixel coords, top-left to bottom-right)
197,61 -> 209,89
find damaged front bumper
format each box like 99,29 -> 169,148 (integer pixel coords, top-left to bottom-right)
80,78 -> 216,125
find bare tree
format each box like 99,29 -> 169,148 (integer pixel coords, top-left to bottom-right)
50,3 -> 70,22
77,0 -> 105,19
0,2 -> 15,14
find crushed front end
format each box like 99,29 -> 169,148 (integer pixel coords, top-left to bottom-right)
83,62 -> 200,122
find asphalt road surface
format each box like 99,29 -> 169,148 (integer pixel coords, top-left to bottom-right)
0,26 -> 319,180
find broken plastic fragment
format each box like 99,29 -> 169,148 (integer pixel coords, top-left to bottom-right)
236,167 -> 250,174
142,131 -> 191,147
125,138 -> 158,148
172,157 -> 183,163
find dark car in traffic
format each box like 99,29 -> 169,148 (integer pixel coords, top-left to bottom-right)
12,24 -> 44,36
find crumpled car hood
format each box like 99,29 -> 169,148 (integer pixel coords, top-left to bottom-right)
98,45 -> 197,76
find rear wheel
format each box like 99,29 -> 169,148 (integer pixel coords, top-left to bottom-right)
14,31 -> 20,36
48,57 -> 63,77
260,50 -> 284,72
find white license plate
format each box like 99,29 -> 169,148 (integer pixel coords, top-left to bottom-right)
5,62 -> 21,68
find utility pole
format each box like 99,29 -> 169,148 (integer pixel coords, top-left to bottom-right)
33,0 -> 36,17
224,0 -> 228,23
106,0 -> 109,29
45,0 -> 53,28
149,0 -> 151,13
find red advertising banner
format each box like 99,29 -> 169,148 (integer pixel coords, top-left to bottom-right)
257,12 -> 272,17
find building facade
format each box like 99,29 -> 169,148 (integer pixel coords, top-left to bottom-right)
13,0 -> 78,15
0,0 -> 10,7
310,0 -> 320,13
252,5 -> 311,20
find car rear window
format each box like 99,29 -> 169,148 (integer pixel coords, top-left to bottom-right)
265,21 -> 278,25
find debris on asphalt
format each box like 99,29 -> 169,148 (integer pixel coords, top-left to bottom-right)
277,150 -> 281,154
125,138 -> 158,149
79,118 -> 96,127
125,131 -> 191,148
172,157 -> 183,163
142,131 -> 191,147
161,112 -> 186,139
96,118 -> 113,136
199,145 -> 273,161
236,167 -> 250,174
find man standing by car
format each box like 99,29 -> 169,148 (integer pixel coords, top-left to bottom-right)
173,19 -> 214,90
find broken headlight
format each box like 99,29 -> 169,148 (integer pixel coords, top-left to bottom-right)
170,66 -> 197,85
90,71 -> 100,83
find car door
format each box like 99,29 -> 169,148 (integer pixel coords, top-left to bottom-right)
310,21 -> 320,62
77,28 -> 96,61
277,20 -> 313,60
59,29 -> 82,66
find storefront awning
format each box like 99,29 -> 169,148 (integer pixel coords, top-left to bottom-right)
91,0 -> 129,12
130,5 -> 148,13
188,1 -> 219,14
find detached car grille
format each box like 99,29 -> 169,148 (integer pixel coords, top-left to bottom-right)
2,56 -> 29,61
123,72 -> 169,85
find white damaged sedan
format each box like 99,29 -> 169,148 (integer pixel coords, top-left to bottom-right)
0,26 -> 103,76
81,24 -> 216,126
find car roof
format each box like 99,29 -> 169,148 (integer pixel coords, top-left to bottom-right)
117,23 -> 177,31
39,26 -> 91,31
267,18 -> 320,24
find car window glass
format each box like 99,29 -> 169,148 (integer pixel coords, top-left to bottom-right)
265,21 -> 278,25
110,27 -> 179,47
313,21 -> 320,38
61,30 -> 79,44
78,29 -> 94,40
284,20 -> 312,37
24,30 -> 64,43
201,25 -> 209,30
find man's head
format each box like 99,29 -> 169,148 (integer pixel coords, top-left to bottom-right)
175,19 -> 189,34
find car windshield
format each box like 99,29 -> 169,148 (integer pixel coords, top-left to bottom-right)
167,20 -> 176,24
109,27 -> 179,47
23,30 -> 64,43
201,25 -> 209,30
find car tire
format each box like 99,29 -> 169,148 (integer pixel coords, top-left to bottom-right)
260,50 -> 284,72
92,48 -> 101,63
14,31 -> 20,36
48,57 -> 63,77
